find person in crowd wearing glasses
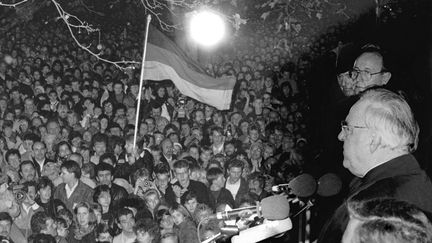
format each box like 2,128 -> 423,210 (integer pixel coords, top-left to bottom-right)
318,89 -> 432,243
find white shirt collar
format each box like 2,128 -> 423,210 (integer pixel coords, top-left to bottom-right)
65,180 -> 79,198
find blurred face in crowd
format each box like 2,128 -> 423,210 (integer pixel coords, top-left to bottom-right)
228,166 -> 242,184
118,213 -> 135,233
230,113 -> 242,127
200,150 -> 212,163
97,191 -> 111,209
171,210 -> 185,226
58,144 -> 71,159
213,174 -> 225,189
211,130 -> 224,146
77,206 -> 91,228
104,102 -> 113,115
212,113 -> 223,127
113,83 -> 123,95
194,110 -> 205,124
188,147 -> 199,160
39,185 -> 52,203
57,104 -> 68,119
97,170 -> 113,186
47,121 -> 60,136
20,163 -> 36,182
249,179 -> 262,195
7,154 -> 20,169
156,118 -> 168,133
240,121 -> 249,135
160,214 -> 174,230
23,185 -> 37,206
156,173 -> 169,191
263,145 -> 274,160
0,219 -> 11,238
60,167 -> 76,184
161,139 -> 173,157
152,107 -> 161,119
282,136 -> 295,152
180,123 -> 190,138
184,198 -> 198,214
94,141 -> 107,156
249,128 -> 260,143
274,129 -> 283,145
249,144 -> 263,160
204,106 -> 214,119
145,193 -> 160,211
145,119 -> 155,132
224,143 -> 236,156
174,167 -> 190,188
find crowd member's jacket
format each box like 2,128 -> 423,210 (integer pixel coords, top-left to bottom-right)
35,196 -> 67,218
53,180 -> 94,213
114,150 -> 154,180
166,180 -> 210,206
177,218 -> 199,243
225,178 -> 249,208
319,154 -> 432,243
110,183 -> 129,208
32,157 -> 54,176
14,203 -> 44,238
208,187 -> 236,210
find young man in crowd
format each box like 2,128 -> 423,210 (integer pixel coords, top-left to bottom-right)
168,160 -> 210,206
53,160 -> 94,212
225,159 -> 249,207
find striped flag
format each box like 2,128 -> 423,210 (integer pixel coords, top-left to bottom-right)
143,25 -> 236,110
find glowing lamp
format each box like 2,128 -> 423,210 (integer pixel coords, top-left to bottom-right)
188,10 -> 226,47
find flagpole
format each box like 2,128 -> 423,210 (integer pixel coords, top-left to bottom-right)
134,15 -> 152,151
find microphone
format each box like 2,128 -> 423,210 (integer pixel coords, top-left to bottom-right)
317,173 -> 342,197
209,195 -> 290,220
272,174 -> 317,197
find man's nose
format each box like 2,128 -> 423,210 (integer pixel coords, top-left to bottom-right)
338,130 -> 345,141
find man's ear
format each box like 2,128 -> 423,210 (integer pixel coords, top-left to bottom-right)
369,132 -> 381,153
381,72 -> 391,86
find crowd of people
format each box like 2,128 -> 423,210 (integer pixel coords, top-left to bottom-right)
1,1 -> 432,243
0,3 -> 316,242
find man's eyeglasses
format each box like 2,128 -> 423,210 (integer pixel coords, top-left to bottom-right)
349,68 -> 385,80
340,120 -> 367,135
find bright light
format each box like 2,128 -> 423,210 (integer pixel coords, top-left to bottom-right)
189,10 -> 226,47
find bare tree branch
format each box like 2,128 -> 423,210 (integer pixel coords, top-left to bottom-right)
51,0 -> 140,70
0,0 -> 27,7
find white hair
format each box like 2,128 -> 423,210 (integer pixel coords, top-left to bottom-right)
360,89 -> 418,153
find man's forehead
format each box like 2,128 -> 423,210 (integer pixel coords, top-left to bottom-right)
354,52 -> 383,71
347,100 -> 368,123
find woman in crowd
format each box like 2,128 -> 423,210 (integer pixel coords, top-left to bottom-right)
69,202 -> 98,243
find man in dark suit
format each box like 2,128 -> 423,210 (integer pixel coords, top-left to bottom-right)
319,89 -> 432,242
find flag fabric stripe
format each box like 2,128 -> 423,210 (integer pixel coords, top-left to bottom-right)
144,61 -> 233,110
146,43 -> 234,90
143,26 -> 236,110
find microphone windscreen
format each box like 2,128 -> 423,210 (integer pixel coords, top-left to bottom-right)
317,173 -> 342,197
288,174 -> 316,197
261,195 -> 290,220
